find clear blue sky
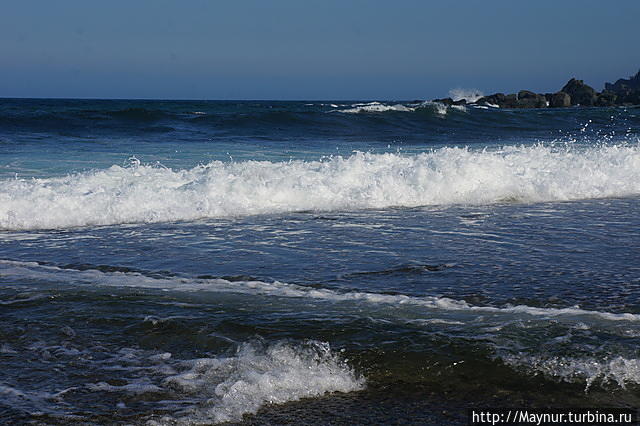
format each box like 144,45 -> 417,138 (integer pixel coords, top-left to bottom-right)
1,0 -> 639,100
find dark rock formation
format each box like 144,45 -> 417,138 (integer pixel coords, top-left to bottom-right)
476,91 -> 546,108
476,93 -> 506,107
432,69 -> 640,108
605,70 -> 640,93
595,91 -> 617,107
432,97 -> 454,106
549,91 -> 571,108
517,90 -> 548,108
561,78 -> 597,106
432,97 -> 467,106
604,71 -> 640,105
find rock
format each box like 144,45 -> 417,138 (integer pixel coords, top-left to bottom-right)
517,90 -> 537,100
549,91 -> 571,108
432,97 -> 454,106
561,78 -> 597,106
476,93 -> 506,106
605,70 -> 640,93
477,92 -> 547,108
502,94 -> 517,107
618,90 -> 640,105
516,91 -> 547,108
595,91 -> 617,107
452,99 -> 467,106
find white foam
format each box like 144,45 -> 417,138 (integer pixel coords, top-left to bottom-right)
2,145 -> 640,230
422,101 -> 449,115
339,102 -> 414,113
502,355 -> 640,390
154,341 -> 363,424
3,260 -> 640,324
1,337 -> 361,423
449,88 -> 484,103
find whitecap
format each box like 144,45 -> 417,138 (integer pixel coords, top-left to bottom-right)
2,145 -> 640,230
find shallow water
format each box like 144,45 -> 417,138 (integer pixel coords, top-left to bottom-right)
1,99 -> 640,424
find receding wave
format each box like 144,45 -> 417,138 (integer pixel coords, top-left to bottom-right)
1,145 -> 640,230
3,260 -> 639,323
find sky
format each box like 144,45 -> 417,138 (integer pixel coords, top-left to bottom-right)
1,0 -> 639,100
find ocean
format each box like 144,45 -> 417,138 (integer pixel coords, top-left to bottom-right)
1,98 -> 639,424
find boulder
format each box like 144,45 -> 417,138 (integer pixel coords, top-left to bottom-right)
516,90 -> 547,108
502,93 -> 517,107
561,78 -> 597,106
595,91 -> 617,107
432,97 -> 455,106
618,90 -> 640,105
605,70 -> 640,93
476,93 -> 506,106
549,91 -> 571,108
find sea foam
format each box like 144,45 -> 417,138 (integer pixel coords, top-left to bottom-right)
151,340 -> 363,424
501,354 -> 640,390
1,145 -> 640,230
449,88 -> 484,103
3,260 -> 639,324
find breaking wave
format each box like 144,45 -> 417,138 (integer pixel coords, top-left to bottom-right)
150,340 -> 363,424
501,355 -> 640,391
449,88 -> 484,103
0,338 -> 362,424
1,144 -> 640,230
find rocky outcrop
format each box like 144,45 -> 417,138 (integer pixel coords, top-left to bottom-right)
476,91 -> 546,108
560,78 -> 597,106
432,69 -> 640,109
605,70 -> 640,93
603,71 -> 640,105
517,91 -> 548,108
595,91 -> 617,107
549,92 -> 571,108
432,97 -> 467,106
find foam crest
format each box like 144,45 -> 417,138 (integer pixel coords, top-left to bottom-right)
3,260 -> 640,324
147,340 -> 363,424
339,102 -> 414,113
2,145 -> 640,230
502,355 -> 640,390
449,88 -> 484,103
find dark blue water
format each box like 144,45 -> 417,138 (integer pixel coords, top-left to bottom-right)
1,99 -> 640,424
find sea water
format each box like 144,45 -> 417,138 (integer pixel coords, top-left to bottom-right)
1,99 -> 640,424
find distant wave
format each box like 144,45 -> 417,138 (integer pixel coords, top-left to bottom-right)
336,101 -> 465,115
338,102 -> 415,113
449,88 -> 484,103
1,144 -> 640,230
